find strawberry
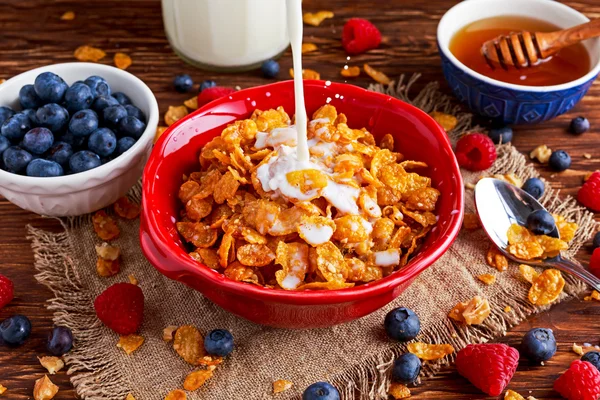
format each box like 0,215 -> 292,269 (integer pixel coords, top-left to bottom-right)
456,343 -> 519,396
341,18 -> 382,55
197,87 -> 236,108
554,360 -> 600,400
94,283 -> 144,335
454,133 -> 498,171
590,248 -> 600,279
0,274 -> 14,310
578,171 -> 600,212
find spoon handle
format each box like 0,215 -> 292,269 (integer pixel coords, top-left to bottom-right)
550,257 -> 600,291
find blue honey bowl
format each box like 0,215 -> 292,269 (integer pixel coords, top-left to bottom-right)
437,0 -> 600,125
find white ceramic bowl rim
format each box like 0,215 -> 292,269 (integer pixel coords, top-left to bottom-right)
437,0 -> 600,92
0,63 -> 159,192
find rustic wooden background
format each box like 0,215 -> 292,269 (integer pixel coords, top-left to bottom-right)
0,0 -> 599,398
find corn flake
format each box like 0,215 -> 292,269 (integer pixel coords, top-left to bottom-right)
38,357 -> 64,375
33,375 -> 58,400
0,385 -> 6,395
477,274 -> 496,285
289,68 -> 321,80
528,269 -> 565,306
298,215 -> 336,246
126,395 -> 136,400
486,245 -> 508,272
504,306 -> 512,313
114,52 -> 132,70
117,334 -> 144,355
163,325 -> 178,342
224,262 -> 261,284
165,390 -> 186,400
530,145 -> 552,164
407,342 -> 455,361
165,105 -> 188,126
388,383 -> 411,399
341,66 -> 361,78
273,379 -> 293,394
553,214 -> 578,242
275,241 -> 309,290
519,264 -> 539,284
364,64 -> 391,84
96,257 -> 120,277
173,325 -> 205,365
177,222 -> 218,248
584,290 -> 600,302
430,111 -> 458,132
114,197 -> 141,219
448,296 -> 491,325
303,11 -> 334,26
184,96 -> 199,110
74,45 -> 106,62
302,43 -> 318,53
183,369 -> 213,391
92,210 -> 120,241
462,213 -> 480,230
236,244 -> 275,267
505,390 -> 526,400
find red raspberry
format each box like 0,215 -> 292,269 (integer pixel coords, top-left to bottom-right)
341,18 -> 382,55
578,171 -> 600,212
197,87 -> 236,108
554,360 -> 600,400
94,283 -> 144,335
590,248 -> 600,279
0,274 -> 14,310
456,343 -> 519,396
455,133 -> 497,171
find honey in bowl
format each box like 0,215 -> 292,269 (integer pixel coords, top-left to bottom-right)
450,16 -> 591,86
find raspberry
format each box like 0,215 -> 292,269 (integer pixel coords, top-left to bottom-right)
94,283 -> 144,335
341,18 -> 382,55
197,87 -> 236,108
454,133 -> 497,171
0,274 -> 14,310
554,360 -> 600,400
578,171 -> 600,212
590,248 -> 600,279
456,343 -> 519,396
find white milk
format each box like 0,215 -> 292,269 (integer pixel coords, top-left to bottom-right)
162,0 -> 289,70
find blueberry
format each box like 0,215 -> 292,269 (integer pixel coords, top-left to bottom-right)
384,307 -> 420,342
569,116 -> 590,135
199,80 -> 217,93
117,116 -> 146,139
36,103 -> 69,133
112,92 -> 132,105
261,59 -> 280,79
593,232 -> 600,250
69,109 -> 99,137
392,353 -> 422,384
22,108 -> 39,126
64,82 -> 94,112
69,150 -> 101,173
1,113 -> 31,141
22,127 -> 54,154
0,136 -> 9,155
549,150 -> 571,172
488,125 -> 513,144
47,141 -> 73,166
526,209 -> 556,236
47,326 -> 73,356
59,130 -> 87,149
26,159 -> 63,177
0,315 -> 32,346
115,137 -> 136,156
84,75 -> 111,98
92,95 -> 120,113
174,73 -> 194,93
520,327 -> 557,363
34,71 -> 68,104
302,382 -> 340,400
0,106 -> 15,126
88,128 -> 117,157
204,329 -> 234,357
522,177 -> 545,200
19,84 -> 42,109
102,105 -> 127,129
2,146 -> 33,173
124,105 -> 146,123
581,351 -> 600,372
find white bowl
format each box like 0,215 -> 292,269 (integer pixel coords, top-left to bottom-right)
0,63 -> 159,216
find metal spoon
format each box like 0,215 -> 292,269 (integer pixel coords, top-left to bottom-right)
475,178 -> 600,291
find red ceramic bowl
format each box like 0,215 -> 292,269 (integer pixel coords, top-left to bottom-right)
140,80 -> 464,329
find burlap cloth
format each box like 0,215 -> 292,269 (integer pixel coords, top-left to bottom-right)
28,75 -> 597,400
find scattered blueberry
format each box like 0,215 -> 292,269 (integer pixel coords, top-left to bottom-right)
549,150 -> 571,172
92,95 -> 120,113
520,327 -> 557,363
569,116 -> 590,135
488,125 -> 513,144
581,351 -> 600,372
64,82 -> 94,112
102,105 -> 127,129
36,103 -> 69,133
84,75 -> 111,98
19,84 -> 42,109
261,59 -> 280,79
1,113 -> 31,141
522,177 -> 545,200
174,73 -> 194,93
392,353 -> 422,384
117,116 -> 146,139
112,92 -> 132,105
115,136 -> 136,156
2,146 -> 33,173
22,127 -> 54,154
199,80 -> 217,93
69,150 -> 101,173
204,329 -> 234,357
34,71 -> 68,104
69,109 -> 99,137
21,108 -> 39,126
526,209 -> 556,236
302,382 -> 340,400
26,159 -> 63,177
384,307 -> 421,342
593,232 -> 600,250
88,128 -> 117,157
46,141 -> 73,166
0,106 -> 15,126
47,326 -> 73,356
0,315 -> 32,346
124,105 -> 146,123
0,136 -> 9,155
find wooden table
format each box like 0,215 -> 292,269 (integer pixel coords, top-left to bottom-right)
0,0 -> 598,398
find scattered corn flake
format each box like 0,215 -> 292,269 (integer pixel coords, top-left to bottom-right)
528,269 -> 565,306
173,325 -> 205,365
465,182 -> 476,190
273,379 -> 293,394
303,11 -> 334,26
183,369 -> 213,391
92,210 -> 120,241
155,126 -> 168,143
289,68 -> 321,80
504,305 -> 512,313
74,45 -> 106,62
462,213 -> 480,230
519,264 -> 540,284
583,153 -> 592,159
0,385 -> 5,395
430,111 -> 458,132
95,242 -> 120,261
114,196 -> 141,219
302,43 -> 318,53
96,257 -> 120,277
341,66 -> 360,78
117,334 -> 144,355
584,290 -> 600,301
553,214 -> 578,243
530,145 -> 552,164
505,390 -> 526,400
38,356 -> 64,375
198,355 -> 224,366
477,273 -> 496,285
490,173 -> 523,188
184,96 -> 199,110
163,325 -> 178,342
388,382 -> 411,399
128,274 -> 138,285
572,343 -> 584,356
363,64 -> 391,84
60,11 -> 75,20
165,389 -> 186,400
165,105 -> 189,126
0,79 -> 5,85
114,52 -> 132,70
126,395 -> 136,400
33,375 -> 58,400
407,342 -> 455,360
448,296 -> 491,325
486,245 -> 508,272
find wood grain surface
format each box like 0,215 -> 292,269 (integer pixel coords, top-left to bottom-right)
0,0 -> 599,399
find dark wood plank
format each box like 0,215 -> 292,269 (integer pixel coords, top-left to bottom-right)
0,0 -> 598,399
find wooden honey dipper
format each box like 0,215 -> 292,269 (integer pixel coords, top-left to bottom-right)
481,19 -> 600,69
